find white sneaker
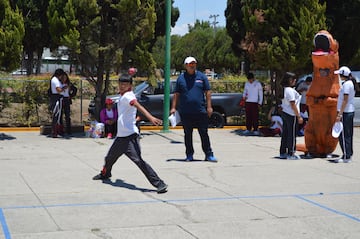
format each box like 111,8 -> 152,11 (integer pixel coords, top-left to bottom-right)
287,154 -> 301,160
253,130 -> 260,135
336,158 -> 352,163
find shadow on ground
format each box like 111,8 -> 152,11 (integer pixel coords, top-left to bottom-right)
102,178 -> 156,192
166,158 -> 204,162
0,133 -> 16,140
231,129 -> 262,136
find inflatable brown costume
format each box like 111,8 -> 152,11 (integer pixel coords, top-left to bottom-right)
301,30 -> 340,156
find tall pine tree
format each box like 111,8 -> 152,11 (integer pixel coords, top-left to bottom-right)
0,0 -> 24,72
226,0 -> 327,74
14,0 -> 50,75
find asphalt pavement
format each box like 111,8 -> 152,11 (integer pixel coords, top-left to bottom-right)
0,127 -> 359,239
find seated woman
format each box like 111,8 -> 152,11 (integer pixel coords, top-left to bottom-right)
259,105 -> 283,137
100,99 -> 118,138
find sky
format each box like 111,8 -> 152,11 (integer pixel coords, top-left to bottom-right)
171,0 -> 227,36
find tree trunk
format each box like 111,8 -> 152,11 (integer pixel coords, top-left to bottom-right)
35,48 -> 44,75
25,51 -> 34,76
93,1 -> 110,122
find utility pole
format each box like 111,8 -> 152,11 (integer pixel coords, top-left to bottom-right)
209,14 -> 219,79
209,14 -> 219,37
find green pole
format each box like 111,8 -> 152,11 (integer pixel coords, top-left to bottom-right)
162,0 -> 171,132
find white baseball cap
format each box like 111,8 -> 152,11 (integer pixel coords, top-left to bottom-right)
332,121 -> 343,138
184,56 -> 197,64
334,66 -> 351,77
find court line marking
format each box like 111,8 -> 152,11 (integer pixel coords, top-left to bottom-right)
1,191 -> 359,239
0,208 -> 11,239
295,195 -> 360,222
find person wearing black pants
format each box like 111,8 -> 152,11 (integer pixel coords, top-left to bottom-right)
280,112 -> 298,158
61,73 -> 72,135
334,66 -> 357,163
93,74 -> 167,193
181,113 -> 212,159
170,56 -> 217,162
279,72 -> 303,160
98,133 -> 163,188
49,69 -> 66,138
62,97 -> 71,134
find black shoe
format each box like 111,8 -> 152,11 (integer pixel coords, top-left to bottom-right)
157,183 -> 168,194
92,173 -> 111,180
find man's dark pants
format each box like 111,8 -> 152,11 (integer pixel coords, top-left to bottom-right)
181,113 -> 213,158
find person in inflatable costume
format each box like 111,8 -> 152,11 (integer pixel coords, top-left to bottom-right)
299,30 -> 340,157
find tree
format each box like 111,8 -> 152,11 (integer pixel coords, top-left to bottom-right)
0,0 -> 25,72
13,0 -> 50,75
152,22 -> 240,73
225,0 -> 245,58
151,0 -> 179,50
226,0 -> 326,74
203,28 -> 240,73
171,20 -> 213,70
319,0 -> 360,68
47,0 -> 158,120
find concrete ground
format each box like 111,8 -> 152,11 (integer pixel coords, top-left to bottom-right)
0,127 -> 359,239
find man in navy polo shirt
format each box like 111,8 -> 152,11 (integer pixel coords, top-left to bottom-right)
170,56 -> 217,162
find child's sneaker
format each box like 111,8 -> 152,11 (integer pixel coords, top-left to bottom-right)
157,183 -> 168,194
287,154 -> 301,160
107,133 -> 112,139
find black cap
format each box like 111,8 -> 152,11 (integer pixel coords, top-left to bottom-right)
119,74 -> 133,84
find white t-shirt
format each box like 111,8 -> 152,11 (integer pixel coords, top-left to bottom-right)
271,115 -> 283,132
51,76 -> 62,94
281,87 -> 301,116
244,80 -> 263,104
116,91 -> 139,137
61,83 -> 70,97
337,80 -> 355,113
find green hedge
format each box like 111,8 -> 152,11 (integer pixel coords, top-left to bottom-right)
0,74 -> 274,126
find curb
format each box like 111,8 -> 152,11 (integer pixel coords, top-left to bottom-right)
0,125 -> 245,132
